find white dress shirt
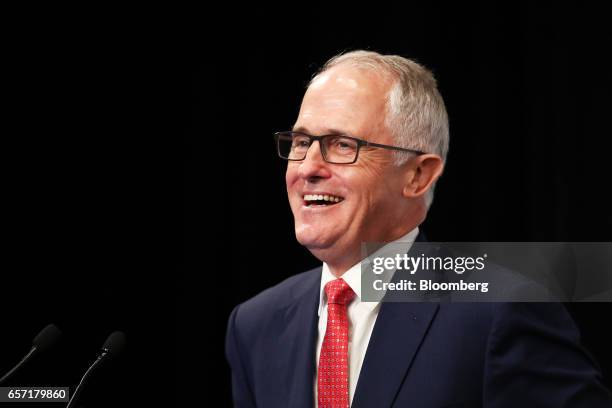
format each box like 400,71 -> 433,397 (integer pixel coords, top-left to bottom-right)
314,227 -> 419,407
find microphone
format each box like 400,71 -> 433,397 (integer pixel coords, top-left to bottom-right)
66,331 -> 126,408
0,323 -> 62,385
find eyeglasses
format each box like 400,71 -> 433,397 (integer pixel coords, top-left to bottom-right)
274,131 -> 425,164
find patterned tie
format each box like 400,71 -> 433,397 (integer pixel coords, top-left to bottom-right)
318,278 -> 356,408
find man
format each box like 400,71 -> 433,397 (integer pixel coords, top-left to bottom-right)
225,50 -> 612,407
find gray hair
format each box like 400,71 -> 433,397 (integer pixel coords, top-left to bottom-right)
310,50 -> 449,208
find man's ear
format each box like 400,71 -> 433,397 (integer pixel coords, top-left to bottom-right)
402,154 -> 444,199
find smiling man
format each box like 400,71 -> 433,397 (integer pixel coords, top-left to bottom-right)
284,57 -> 444,277
225,51 -> 612,407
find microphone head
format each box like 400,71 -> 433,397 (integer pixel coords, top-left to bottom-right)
32,324 -> 62,353
101,331 -> 126,358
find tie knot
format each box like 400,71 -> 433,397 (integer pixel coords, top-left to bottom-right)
324,278 -> 355,305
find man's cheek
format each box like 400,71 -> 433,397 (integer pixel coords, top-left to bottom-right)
289,197 -> 302,214
285,169 -> 297,188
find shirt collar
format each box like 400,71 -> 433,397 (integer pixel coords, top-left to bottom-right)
318,227 -> 419,316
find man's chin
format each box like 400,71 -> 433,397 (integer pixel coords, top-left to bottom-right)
295,234 -> 342,261
295,231 -> 335,251
296,235 -> 331,251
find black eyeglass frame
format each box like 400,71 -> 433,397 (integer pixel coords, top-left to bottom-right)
274,131 -> 426,164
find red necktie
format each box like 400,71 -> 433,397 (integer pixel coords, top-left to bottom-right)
318,278 -> 356,408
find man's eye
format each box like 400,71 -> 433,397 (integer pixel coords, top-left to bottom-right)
334,140 -> 354,150
294,139 -> 310,148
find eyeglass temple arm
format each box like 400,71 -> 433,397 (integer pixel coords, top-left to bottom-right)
362,140 -> 425,155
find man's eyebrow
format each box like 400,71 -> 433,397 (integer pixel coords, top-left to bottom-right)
291,125 -> 309,133
291,126 -> 353,136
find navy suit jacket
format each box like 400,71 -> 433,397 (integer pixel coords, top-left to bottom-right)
226,235 -> 612,407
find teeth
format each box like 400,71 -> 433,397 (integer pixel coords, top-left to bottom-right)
304,194 -> 343,202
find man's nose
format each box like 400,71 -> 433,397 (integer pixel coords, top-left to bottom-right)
297,141 -> 330,180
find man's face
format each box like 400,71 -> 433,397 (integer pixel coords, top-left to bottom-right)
286,65 -> 411,265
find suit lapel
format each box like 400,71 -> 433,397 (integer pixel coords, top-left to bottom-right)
352,229 -> 439,408
281,270 -> 320,408
351,301 -> 439,407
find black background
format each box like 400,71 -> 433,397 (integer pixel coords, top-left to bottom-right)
2,3 -> 611,407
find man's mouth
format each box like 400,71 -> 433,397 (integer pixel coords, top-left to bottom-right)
303,194 -> 345,207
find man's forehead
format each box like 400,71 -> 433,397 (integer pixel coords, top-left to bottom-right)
293,64 -> 393,142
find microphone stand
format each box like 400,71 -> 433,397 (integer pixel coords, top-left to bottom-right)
0,346 -> 37,385
65,349 -> 108,408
